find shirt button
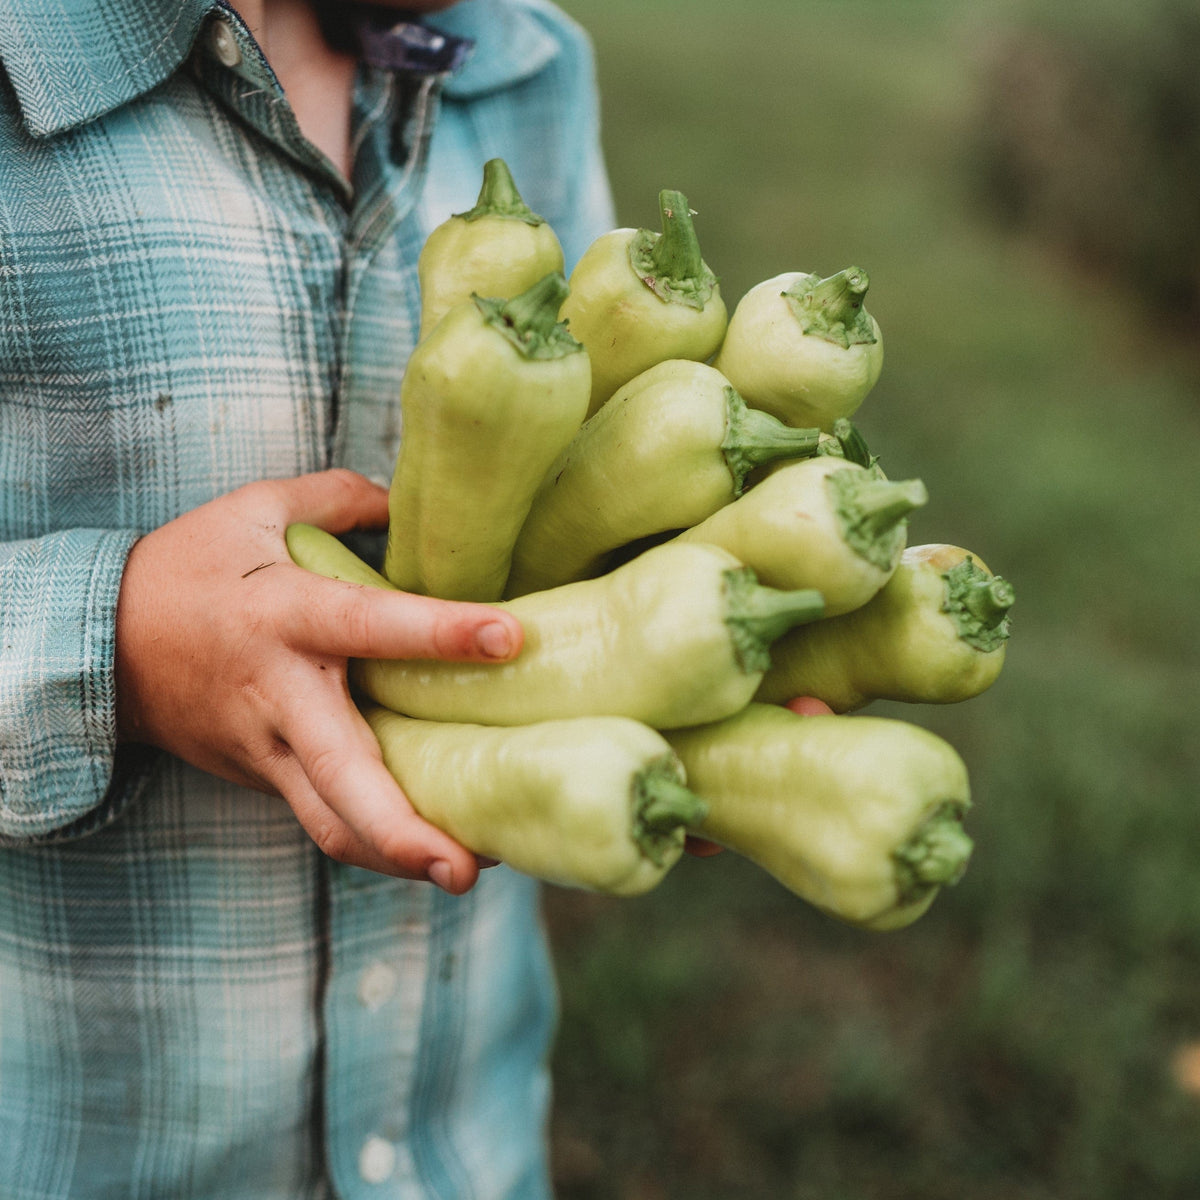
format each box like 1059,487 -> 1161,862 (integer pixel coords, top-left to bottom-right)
359,1136 -> 396,1184
357,961 -> 398,1011
210,20 -> 242,68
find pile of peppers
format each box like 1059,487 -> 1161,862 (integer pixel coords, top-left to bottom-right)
287,159 -> 1016,930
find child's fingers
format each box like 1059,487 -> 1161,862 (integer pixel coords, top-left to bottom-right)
249,468 -> 392,534
277,572 -> 524,664
271,686 -> 480,892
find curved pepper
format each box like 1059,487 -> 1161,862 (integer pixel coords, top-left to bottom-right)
365,707 -> 707,896
665,703 -> 973,930
360,540 -> 824,729
505,359 -> 822,596
756,543 -> 1015,709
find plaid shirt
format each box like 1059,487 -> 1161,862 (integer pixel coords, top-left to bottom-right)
0,1 -> 614,1195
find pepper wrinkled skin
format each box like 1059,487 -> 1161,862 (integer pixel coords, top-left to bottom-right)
674,455 -> 926,616
364,707 -> 706,896
757,543 -> 1015,710
714,268 -> 883,431
505,359 -> 821,597
665,703 -> 973,930
384,272 -> 590,602
417,157 -> 564,340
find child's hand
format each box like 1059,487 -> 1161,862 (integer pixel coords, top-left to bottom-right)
113,468 -> 523,894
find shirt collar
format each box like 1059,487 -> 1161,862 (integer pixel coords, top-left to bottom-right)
0,0 -> 220,137
422,1 -> 560,100
0,0 -> 560,138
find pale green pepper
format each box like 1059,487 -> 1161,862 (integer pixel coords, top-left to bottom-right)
756,544 -> 1015,710
673,455 -> 926,615
384,271 -> 590,602
559,189 -> 728,418
285,522 -> 393,589
417,157 -> 565,340
364,707 -> 707,896
362,541 -> 823,729
290,527 -> 819,728
665,703 -> 973,930
504,359 -> 822,597
713,268 -> 883,430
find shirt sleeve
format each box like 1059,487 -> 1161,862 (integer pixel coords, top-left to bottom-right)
0,526 -> 142,843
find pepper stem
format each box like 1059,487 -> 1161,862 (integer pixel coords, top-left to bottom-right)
722,568 -> 825,673
455,158 -> 545,225
474,272 -> 581,360
632,760 -> 709,866
893,803 -> 974,904
722,387 -> 821,491
853,478 -> 928,536
827,470 -> 927,571
627,189 -> 719,310
649,189 -> 703,280
829,418 -> 881,473
965,576 -> 1015,626
783,267 -> 878,348
942,557 -> 1015,652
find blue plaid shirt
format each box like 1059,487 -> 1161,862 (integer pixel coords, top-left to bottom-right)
0,1 -> 614,1195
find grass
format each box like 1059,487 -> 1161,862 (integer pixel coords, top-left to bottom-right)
544,2 -> 1200,1197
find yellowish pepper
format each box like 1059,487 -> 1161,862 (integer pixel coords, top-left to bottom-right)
714,267 -> 883,430
756,544 -> 1014,710
559,189 -> 728,418
665,703 -> 973,930
673,455 -> 926,615
364,707 -> 707,896
383,271 -> 590,602
505,359 -> 821,597
417,157 -> 564,340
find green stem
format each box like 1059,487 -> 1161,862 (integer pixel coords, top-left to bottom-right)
627,189 -> 718,310
722,568 -> 826,673
474,271 -> 581,360
648,190 -> 703,280
854,478 -> 928,537
942,557 -> 1015,652
633,760 -> 709,865
783,267 -> 878,348
829,418 -> 876,471
455,158 -> 545,225
965,577 -> 1016,626
893,802 -> 974,903
722,387 -> 821,490
828,471 -> 927,571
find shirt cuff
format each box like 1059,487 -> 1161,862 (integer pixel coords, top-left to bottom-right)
0,527 -> 142,842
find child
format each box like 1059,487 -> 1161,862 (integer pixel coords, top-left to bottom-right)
0,0 -> 613,1193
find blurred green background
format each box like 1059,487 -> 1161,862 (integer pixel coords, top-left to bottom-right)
544,1 -> 1200,1197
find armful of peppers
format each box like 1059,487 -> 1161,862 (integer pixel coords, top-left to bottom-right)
282,160 -> 1012,930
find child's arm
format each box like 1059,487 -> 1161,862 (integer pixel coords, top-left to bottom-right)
113,467 -> 523,893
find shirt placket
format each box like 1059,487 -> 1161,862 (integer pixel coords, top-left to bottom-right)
331,21 -> 473,484
191,8 -> 353,201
